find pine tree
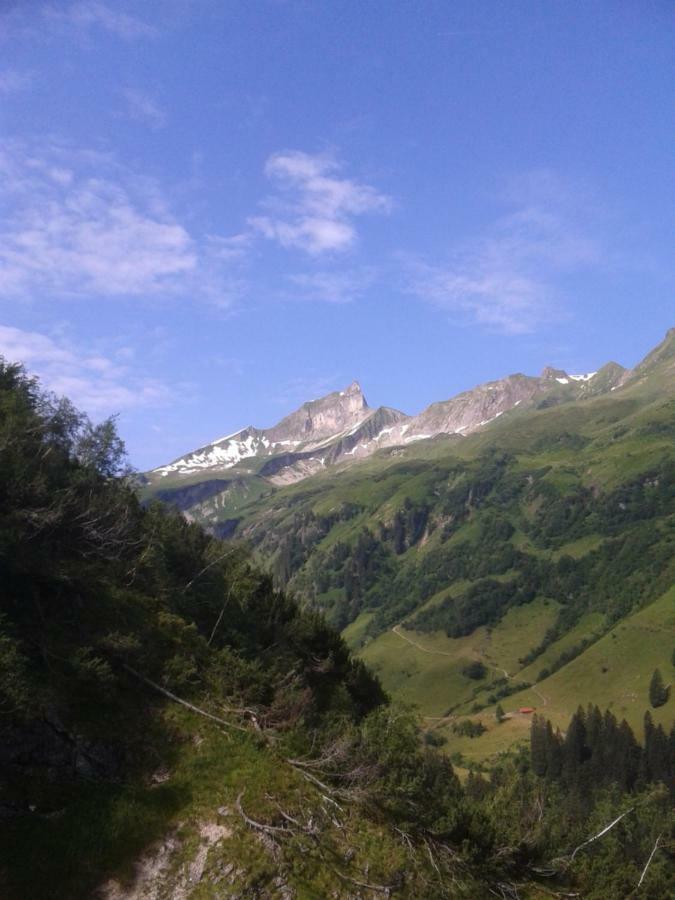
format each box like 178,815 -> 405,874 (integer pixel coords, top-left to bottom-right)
495,703 -> 505,723
648,668 -> 669,708
530,714 -> 548,776
544,721 -> 563,779
644,711 -> 670,784
615,719 -> 640,791
562,706 -> 588,787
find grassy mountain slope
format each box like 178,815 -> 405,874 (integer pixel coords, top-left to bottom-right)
215,330 -> 675,765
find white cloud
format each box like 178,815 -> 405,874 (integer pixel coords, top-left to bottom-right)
0,69 -> 34,95
122,88 -> 167,129
0,324 -> 171,415
287,268 -> 376,304
409,172 -> 601,334
0,139 -> 238,304
249,150 -> 391,254
43,1 -> 156,40
274,374 -> 343,407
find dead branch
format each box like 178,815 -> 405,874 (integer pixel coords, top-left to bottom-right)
637,832 -> 662,889
569,806 -> 634,861
330,864 -> 393,895
121,663 -> 246,731
424,838 -> 442,878
394,827 -> 414,853
235,790 -> 292,835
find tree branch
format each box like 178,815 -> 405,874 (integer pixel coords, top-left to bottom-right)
121,663 -> 246,731
569,807 -> 634,861
637,832 -> 662,889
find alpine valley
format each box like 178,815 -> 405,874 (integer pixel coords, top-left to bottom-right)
1,331 -> 673,900
143,329 -> 675,764
143,329 -> 675,766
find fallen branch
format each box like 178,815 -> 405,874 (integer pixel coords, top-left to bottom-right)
637,832 -> 662,889
236,791 -> 291,835
424,838 -> 442,878
330,864 -> 393,895
569,807 -> 634,861
121,663 -> 246,731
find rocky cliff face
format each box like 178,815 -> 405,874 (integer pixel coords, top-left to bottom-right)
266,380 -> 370,443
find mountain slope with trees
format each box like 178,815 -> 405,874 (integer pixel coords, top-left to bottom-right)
1,347 -> 673,897
203,330 -> 675,760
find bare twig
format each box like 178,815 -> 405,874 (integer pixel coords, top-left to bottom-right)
637,832 -> 662,889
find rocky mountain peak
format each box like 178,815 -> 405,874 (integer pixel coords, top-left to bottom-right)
541,366 -> 569,381
266,381 -> 370,444
147,329 -> 673,491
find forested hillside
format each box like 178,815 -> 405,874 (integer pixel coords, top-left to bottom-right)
1,359 -> 673,897
206,331 -> 675,762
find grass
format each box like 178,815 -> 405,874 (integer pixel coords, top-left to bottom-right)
0,704 -> 420,899
516,611 -> 607,684
357,597 -> 559,718
341,610 -> 375,649
359,628 -> 484,717
478,598 -> 560,676
551,534 -> 605,560
438,588 -> 675,766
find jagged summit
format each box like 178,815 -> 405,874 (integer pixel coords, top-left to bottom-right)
541,366 -> 568,381
146,329 -> 671,496
267,380 -> 370,445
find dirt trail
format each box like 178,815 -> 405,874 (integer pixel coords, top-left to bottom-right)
391,624 -> 456,657
530,684 -> 549,706
391,623 -> 550,709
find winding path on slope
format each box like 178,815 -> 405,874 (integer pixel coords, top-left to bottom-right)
390,624 -> 549,709
391,624 -> 456,657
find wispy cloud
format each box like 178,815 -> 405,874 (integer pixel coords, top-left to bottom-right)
0,324 -> 171,415
273,374 -> 344,407
287,268 -> 376,304
249,150 -> 391,254
0,138 -> 238,305
0,68 -> 34,95
122,88 -> 167,129
43,1 -> 156,40
408,171 -> 601,334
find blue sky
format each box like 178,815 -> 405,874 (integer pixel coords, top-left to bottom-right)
1,1 -> 673,469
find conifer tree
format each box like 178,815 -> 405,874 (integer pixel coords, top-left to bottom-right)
648,668 -> 669,707
530,714 -> 548,776
562,706 -> 588,786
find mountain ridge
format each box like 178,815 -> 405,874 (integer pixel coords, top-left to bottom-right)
147,352 -> 635,491
141,329 -> 675,524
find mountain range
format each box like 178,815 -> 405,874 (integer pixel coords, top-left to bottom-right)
141,334 -> 666,531
143,327 -> 675,771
